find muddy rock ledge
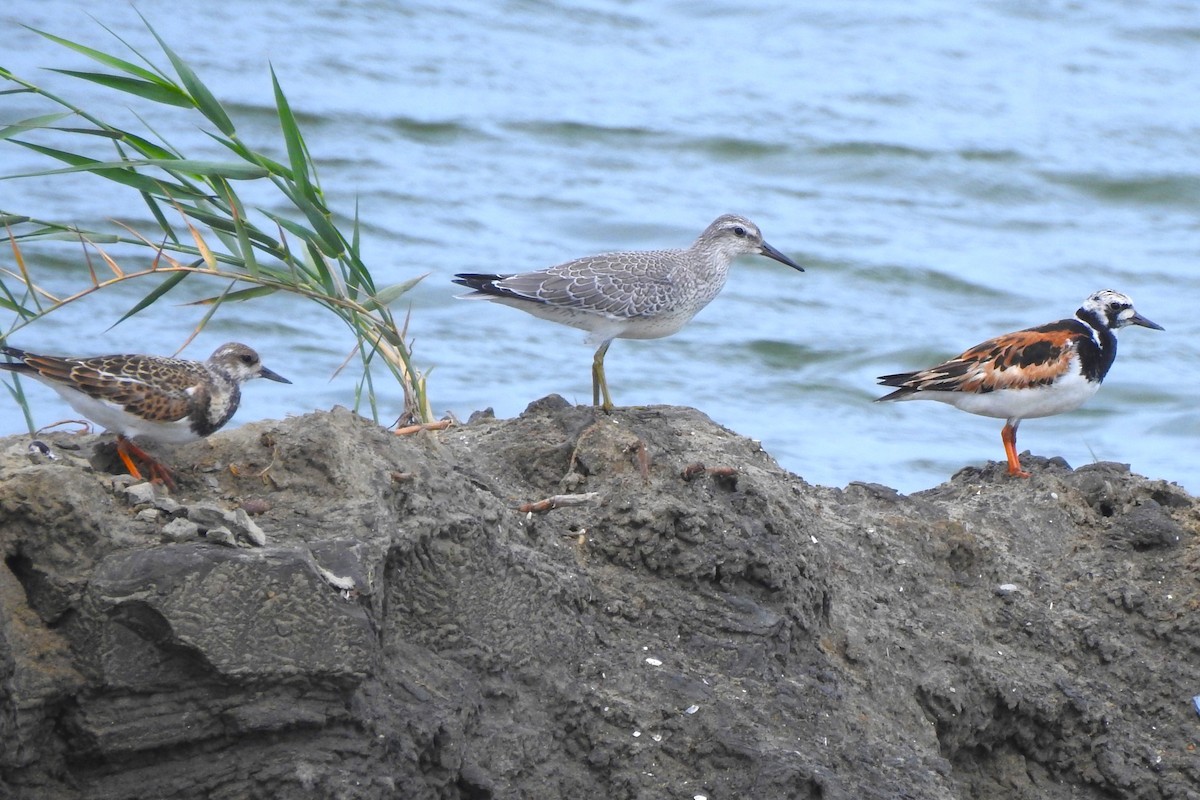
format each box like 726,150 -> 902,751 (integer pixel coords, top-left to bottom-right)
1,396 -> 1198,800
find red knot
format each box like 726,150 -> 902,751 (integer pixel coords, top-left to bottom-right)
453,213 -> 804,411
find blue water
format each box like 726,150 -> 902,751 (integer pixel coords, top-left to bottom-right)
2,0 -> 1198,495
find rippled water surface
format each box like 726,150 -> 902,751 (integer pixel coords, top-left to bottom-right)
2,0 -> 1198,494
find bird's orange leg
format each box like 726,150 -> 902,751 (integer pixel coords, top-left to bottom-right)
114,436 -> 146,481
116,435 -> 177,490
1000,422 -> 1029,478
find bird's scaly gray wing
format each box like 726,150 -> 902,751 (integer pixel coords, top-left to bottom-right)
496,249 -> 688,319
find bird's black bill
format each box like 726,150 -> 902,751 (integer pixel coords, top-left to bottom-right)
759,241 -> 804,272
260,366 -> 292,384
1131,312 -> 1164,331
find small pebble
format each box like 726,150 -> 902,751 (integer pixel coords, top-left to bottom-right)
188,504 -> 267,546
27,440 -> 56,460
995,583 -> 1020,597
109,474 -> 138,490
153,496 -> 183,515
645,657 -> 662,667
241,498 -> 272,516
162,518 -> 200,542
204,526 -> 237,547
232,507 -> 267,546
123,482 -> 158,506
187,504 -> 231,529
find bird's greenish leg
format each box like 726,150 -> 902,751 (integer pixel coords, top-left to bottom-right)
592,340 -> 614,412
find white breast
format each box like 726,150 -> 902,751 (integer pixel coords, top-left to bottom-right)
48,386 -> 200,444
905,369 -> 1101,421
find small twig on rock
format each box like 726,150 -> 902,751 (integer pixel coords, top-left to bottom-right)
681,463 -> 739,481
230,437 -> 283,485
518,492 -> 600,514
255,446 -> 282,487
394,419 -> 452,436
631,439 -> 650,481
35,419 -> 93,435
391,471 -> 414,482
569,528 -> 588,564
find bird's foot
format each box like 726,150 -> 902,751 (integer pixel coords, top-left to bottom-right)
116,436 -> 177,491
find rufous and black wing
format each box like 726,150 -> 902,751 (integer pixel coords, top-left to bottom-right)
877,319 -> 1091,400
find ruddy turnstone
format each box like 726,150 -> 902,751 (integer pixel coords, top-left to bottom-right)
453,214 -> 804,412
0,342 -> 291,487
875,289 -> 1163,477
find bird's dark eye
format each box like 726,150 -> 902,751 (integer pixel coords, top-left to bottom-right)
240,354 -> 255,364
732,226 -> 746,237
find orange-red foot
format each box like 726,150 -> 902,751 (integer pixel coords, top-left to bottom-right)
1000,422 -> 1030,479
116,436 -> 177,491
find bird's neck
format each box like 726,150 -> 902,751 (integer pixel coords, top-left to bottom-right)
1075,308 -> 1118,382
192,372 -> 242,435
696,248 -> 734,286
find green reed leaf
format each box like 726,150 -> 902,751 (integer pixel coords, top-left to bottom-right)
0,112 -> 75,140
3,151 -> 267,181
49,69 -> 191,107
364,275 -> 427,310
27,26 -> 168,84
111,270 -> 190,326
185,284 -> 278,306
139,17 -> 236,135
3,140 -> 204,194
271,66 -> 310,194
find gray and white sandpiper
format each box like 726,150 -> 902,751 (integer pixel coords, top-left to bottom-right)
453,213 -> 804,411
0,342 -> 291,488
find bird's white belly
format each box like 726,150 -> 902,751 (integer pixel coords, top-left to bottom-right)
610,310 -> 696,341
909,372 -> 1101,420
491,297 -> 697,343
51,387 -> 199,444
